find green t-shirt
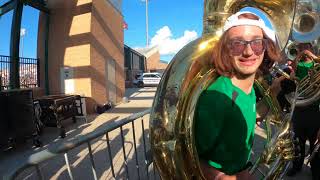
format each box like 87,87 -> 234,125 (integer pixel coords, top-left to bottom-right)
296,61 -> 314,80
195,76 -> 256,175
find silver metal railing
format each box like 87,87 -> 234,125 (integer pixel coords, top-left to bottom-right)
3,109 -> 159,180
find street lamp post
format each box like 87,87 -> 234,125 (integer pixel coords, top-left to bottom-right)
20,28 -> 26,57
145,0 -> 149,47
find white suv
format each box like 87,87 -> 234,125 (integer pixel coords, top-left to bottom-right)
133,72 -> 162,87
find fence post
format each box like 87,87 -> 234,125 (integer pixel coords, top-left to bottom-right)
37,58 -> 40,87
0,76 -> 2,91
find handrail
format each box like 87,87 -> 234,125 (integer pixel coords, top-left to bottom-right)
3,108 -> 151,180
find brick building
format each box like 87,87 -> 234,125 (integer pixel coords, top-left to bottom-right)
37,0 -> 125,113
124,45 -> 146,87
123,45 -> 168,87
135,46 -> 168,73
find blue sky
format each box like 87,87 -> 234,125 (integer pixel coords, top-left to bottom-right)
0,1 -> 272,62
123,0 -> 203,61
0,3 -> 40,58
123,2 -> 273,61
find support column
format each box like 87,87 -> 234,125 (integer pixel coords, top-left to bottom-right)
44,13 -> 50,95
9,0 -> 23,89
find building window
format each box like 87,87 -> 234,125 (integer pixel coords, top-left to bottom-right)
132,53 -> 139,70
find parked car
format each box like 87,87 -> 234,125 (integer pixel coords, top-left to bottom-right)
133,72 -> 162,87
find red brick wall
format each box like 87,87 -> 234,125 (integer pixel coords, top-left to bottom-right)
92,0 -> 124,104
146,51 -> 168,72
37,0 -> 124,114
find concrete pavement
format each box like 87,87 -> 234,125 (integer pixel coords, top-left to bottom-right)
0,87 -> 157,180
0,87 -> 313,179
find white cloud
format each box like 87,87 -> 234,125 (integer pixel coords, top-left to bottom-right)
149,26 -> 198,56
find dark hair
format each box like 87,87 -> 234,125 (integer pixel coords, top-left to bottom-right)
298,43 -> 312,51
211,14 -> 281,77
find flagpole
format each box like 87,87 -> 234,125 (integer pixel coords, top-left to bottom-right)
21,36 -> 24,57
20,28 -> 26,57
146,0 -> 149,47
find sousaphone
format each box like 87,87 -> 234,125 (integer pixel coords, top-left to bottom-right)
150,0 -> 297,179
287,0 -> 320,107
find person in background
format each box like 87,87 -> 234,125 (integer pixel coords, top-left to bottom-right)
286,43 -> 320,180
275,58 -> 296,112
291,43 -> 319,80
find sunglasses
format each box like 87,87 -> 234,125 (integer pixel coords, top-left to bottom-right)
228,39 -> 267,56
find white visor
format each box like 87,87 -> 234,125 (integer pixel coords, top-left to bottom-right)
223,11 -> 276,42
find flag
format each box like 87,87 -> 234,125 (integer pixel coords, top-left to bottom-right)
123,20 -> 128,30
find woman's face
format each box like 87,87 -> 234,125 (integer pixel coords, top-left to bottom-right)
227,25 -> 265,77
